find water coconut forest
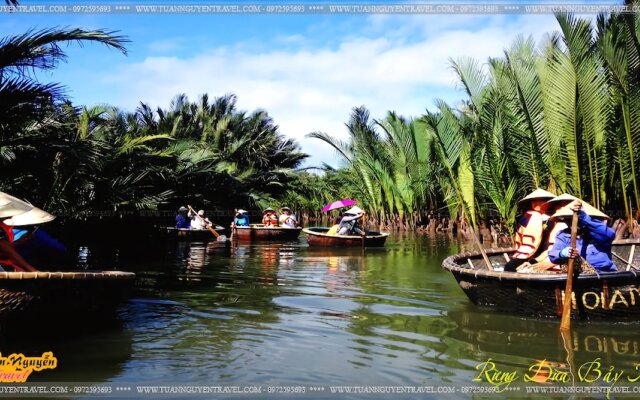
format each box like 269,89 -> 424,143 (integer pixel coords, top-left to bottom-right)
5,5 -> 640,241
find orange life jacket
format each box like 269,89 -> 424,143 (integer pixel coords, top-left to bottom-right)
534,220 -> 568,264
512,210 -> 546,259
0,222 -> 21,271
262,213 -> 278,226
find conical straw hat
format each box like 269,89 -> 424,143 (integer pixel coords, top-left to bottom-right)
3,207 -> 55,226
518,188 -> 556,205
0,192 -> 33,219
544,193 -> 577,206
344,206 -> 364,215
550,199 -> 609,220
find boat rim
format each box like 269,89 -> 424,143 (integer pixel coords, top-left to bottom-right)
442,239 -> 640,281
234,225 -> 302,231
0,271 -> 135,280
303,227 -> 389,239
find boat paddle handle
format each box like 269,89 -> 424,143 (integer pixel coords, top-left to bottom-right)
188,205 -> 221,239
560,201 -> 581,332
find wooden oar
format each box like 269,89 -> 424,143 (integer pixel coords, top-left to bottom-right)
361,213 -> 366,248
188,205 -> 226,241
466,222 -> 492,270
231,209 -> 237,241
560,201 -> 581,332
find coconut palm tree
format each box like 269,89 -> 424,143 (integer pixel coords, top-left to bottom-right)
0,28 -> 128,141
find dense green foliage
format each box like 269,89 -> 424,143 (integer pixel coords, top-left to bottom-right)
0,28 -> 306,218
308,11 -> 640,231
7,10 -> 640,232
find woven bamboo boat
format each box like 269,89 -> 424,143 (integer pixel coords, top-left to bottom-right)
163,226 -> 226,240
0,271 -> 135,321
442,239 -> 640,319
303,227 -> 389,247
232,224 -> 302,241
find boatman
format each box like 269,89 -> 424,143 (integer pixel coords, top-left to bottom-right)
548,200 -> 615,272
504,188 -> 556,272
189,209 -> 212,230
175,206 -> 190,229
338,206 -> 365,235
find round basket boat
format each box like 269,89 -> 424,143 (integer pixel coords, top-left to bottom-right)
442,239 -> 640,319
0,270 -> 135,321
303,227 -> 389,247
232,224 -> 302,241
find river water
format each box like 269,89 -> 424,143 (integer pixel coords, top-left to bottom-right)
9,233 -> 640,397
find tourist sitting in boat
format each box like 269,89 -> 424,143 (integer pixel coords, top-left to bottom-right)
233,209 -> 250,227
4,207 -> 65,269
338,206 -> 365,235
189,209 -> 211,230
327,214 -> 342,235
262,208 -> 278,227
175,206 -> 190,229
548,200 -> 615,272
515,194 -> 571,273
0,214 -> 38,272
279,207 -> 297,228
504,188 -> 556,272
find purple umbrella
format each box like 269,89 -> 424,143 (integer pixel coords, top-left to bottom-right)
321,199 -> 357,212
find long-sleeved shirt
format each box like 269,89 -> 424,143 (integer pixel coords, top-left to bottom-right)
175,214 -> 189,229
338,214 -> 362,234
548,211 -> 616,271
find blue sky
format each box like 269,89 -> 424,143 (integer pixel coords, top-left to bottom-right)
1,1 -> 621,167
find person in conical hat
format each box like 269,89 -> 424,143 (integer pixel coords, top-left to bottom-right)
232,209 -> 250,227
188,208 -> 212,230
505,188 -> 556,272
0,194 -> 39,272
548,200 -> 615,272
175,206 -> 189,229
262,207 -> 278,227
338,206 -> 365,236
344,206 -> 364,216
4,207 -> 66,270
278,207 -> 298,228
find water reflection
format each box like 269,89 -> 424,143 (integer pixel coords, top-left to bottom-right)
10,233 -> 640,390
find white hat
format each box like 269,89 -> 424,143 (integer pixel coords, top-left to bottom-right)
3,206 -> 55,226
518,188 -> 556,206
0,192 -> 33,219
550,198 -> 609,220
344,206 -> 364,215
198,210 -> 205,216
236,209 -> 248,214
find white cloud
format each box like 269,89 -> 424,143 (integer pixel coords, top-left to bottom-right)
101,14 -> 561,167
147,37 -> 185,53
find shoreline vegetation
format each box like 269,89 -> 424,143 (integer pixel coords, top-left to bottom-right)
5,7 -> 640,243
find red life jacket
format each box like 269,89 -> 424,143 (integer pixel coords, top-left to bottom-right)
0,221 -> 21,271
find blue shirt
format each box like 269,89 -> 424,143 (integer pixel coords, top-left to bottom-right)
549,211 -> 616,271
176,214 -> 189,229
234,215 -> 249,227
